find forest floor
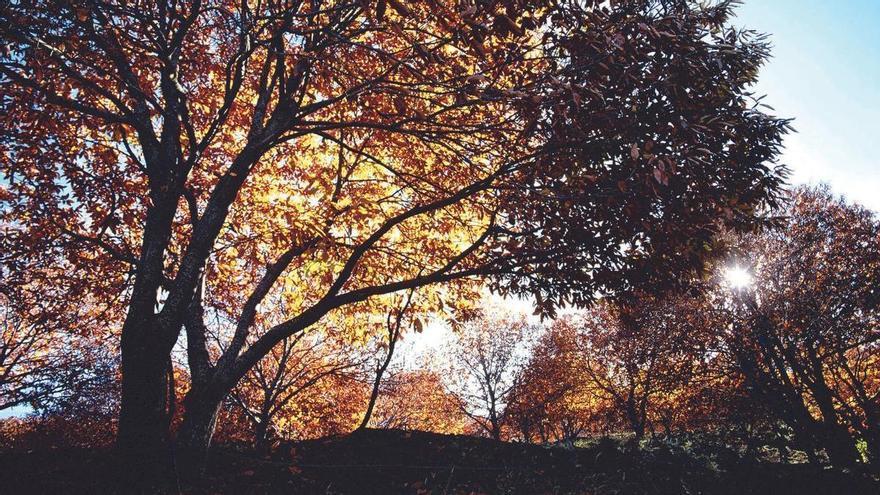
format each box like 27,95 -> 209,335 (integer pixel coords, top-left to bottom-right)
1,428 -> 878,494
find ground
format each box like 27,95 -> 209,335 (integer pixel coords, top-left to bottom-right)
1,429 -> 877,494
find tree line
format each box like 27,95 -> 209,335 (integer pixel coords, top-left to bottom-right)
464,187 -> 880,471
4,187 -> 879,474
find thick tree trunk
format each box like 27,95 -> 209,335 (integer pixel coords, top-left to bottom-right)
116,196 -> 181,488
807,359 -> 861,469
631,420 -> 646,440
821,422 -> 860,469
117,332 -> 172,487
177,390 -> 222,477
625,401 -> 645,440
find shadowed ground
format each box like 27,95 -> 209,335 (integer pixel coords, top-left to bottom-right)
2,429 -> 878,494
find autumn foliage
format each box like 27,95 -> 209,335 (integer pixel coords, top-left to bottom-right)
12,0 -> 880,490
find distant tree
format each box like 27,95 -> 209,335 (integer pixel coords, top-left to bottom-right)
227,331 -> 363,452
444,312 -> 532,440
505,317 -> 597,444
0,302 -> 56,412
712,186 -> 880,469
0,0 -> 788,478
0,317 -> 120,450
577,298 -> 707,439
1,295 -> 118,418
370,368 -> 469,434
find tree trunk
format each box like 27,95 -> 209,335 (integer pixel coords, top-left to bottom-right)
177,390 -> 222,478
358,300 -> 406,430
254,412 -> 271,454
631,420 -> 646,440
625,400 -> 645,440
490,422 -> 501,441
806,357 -> 861,469
358,356 -> 392,431
116,198 -> 181,488
117,332 -> 173,487
487,403 -> 502,441
488,409 -> 502,441
821,423 -> 860,469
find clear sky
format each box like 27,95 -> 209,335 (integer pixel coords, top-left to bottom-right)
734,0 -> 880,211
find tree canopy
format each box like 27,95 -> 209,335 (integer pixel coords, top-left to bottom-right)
1,0 -> 789,477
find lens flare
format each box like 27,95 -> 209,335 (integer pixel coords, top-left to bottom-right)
723,265 -> 753,289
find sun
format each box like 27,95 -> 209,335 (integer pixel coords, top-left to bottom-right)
723,265 -> 754,290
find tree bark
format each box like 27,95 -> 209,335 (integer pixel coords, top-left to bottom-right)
254,415 -> 271,454
358,341 -> 396,431
117,331 -> 173,487
625,398 -> 645,440
820,421 -> 860,469
490,423 -> 502,441
176,389 -> 222,477
116,187 -> 181,487
489,408 -> 502,441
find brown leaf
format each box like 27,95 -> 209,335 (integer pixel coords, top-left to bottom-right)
653,167 -> 668,186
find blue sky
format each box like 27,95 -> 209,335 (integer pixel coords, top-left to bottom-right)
734,0 -> 880,211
